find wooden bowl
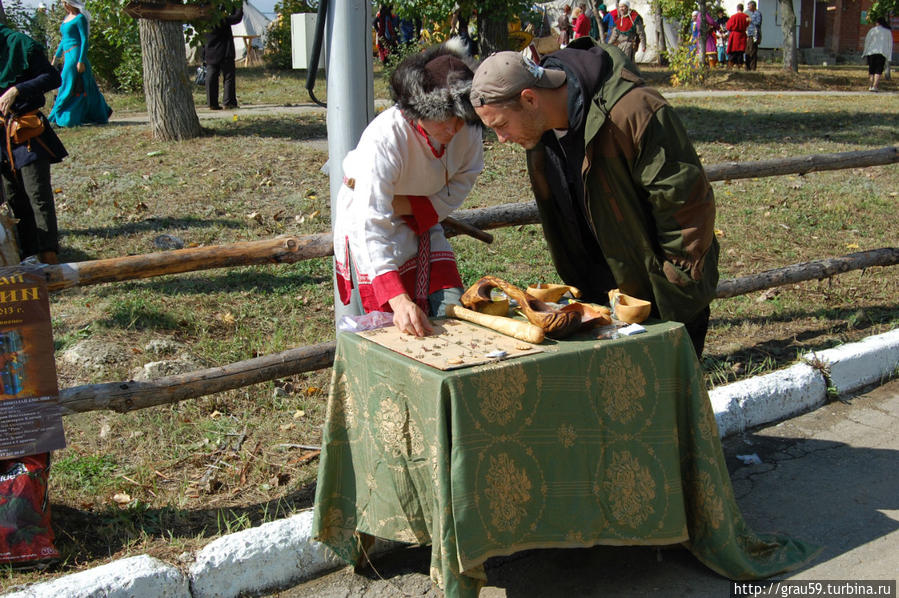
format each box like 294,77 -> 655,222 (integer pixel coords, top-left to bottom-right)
608,290 -> 651,324
526,283 -> 581,303
478,297 -> 510,316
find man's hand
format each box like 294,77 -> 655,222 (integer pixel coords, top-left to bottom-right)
0,86 -> 18,115
388,293 -> 434,337
77,62 -> 85,74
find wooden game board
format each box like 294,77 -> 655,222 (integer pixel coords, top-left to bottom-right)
357,318 -> 544,370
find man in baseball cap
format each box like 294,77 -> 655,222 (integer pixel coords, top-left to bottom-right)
471,39 -> 719,357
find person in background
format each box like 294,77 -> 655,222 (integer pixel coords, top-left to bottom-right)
693,9 -> 719,63
862,17 -> 892,92
374,3 -> 399,64
715,7 -> 729,65
745,1 -> 762,71
725,4 -> 749,68
0,23 -> 68,264
204,3 -> 243,110
608,0 -> 645,62
399,16 -> 421,47
557,4 -> 572,49
572,3 -> 591,40
333,42 -> 484,337
600,3 -> 615,41
47,0 -> 111,126
470,46 -> 719,356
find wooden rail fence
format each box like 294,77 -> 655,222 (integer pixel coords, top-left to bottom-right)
50,147 -> 898,415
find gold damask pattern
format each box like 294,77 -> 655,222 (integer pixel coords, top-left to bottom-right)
375,398 -> 424,458
475,363 -> 527,426
600,449 -> 656,526
485,453 -> 532,532
314,326 -> 820,598
688,469 -> 725,536
597,352 -> 647,424
558,424 -> 577,447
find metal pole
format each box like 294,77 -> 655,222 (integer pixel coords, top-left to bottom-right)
327,0 -> 375,327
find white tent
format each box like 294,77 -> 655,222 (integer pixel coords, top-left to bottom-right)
232,1 -> 271,62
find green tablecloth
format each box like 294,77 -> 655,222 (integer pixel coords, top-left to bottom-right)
313,321 -> 818,597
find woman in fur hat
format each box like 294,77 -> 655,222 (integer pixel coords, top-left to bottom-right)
333,41 -> 483,337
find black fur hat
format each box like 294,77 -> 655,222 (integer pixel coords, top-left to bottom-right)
390,39 -> 479,125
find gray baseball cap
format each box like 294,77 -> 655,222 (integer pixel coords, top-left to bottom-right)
471,52 -> 567,107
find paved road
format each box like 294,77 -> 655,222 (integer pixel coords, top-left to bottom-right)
267,379 -> 899,597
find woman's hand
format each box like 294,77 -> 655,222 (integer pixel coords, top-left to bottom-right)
388,293 -> 433,337
392,194 -> 412,216
0,87 -> 19,116
77,62 -> 85,73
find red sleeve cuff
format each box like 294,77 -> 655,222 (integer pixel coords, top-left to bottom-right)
406,195 -> 438,234
372,270 -> 408,307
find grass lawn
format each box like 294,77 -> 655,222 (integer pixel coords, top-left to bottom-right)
1,60 -> 897,590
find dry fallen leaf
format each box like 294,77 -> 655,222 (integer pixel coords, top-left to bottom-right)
209,410 -> 222,419
305,387 -> 319,396
845,243 -> 859,250
293,409 -> 305,419
220,312 -> 236,325
112,492 -> 131,505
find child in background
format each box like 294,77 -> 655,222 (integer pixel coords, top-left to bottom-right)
716,27 -> 728,66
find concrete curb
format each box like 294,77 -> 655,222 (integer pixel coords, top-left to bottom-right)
4,328 -> 898,598
3,555 -> 190,598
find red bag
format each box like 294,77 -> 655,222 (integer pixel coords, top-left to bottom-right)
0,453 -> 59,567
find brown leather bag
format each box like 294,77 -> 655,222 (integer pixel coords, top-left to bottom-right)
1,110 -> 52,172
6,110 -> 45,145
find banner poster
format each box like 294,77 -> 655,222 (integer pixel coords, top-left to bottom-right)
0,266 -> 66,459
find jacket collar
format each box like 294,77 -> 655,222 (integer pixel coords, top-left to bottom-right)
541,39 -> 644,145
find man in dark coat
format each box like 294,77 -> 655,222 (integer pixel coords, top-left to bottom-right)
0,24 -> 68,264
470,42 -> 719,356
204,3 -> 244,110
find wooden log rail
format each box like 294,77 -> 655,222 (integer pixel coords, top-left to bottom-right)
39,146 -> 898,292
50,146 -> 898,414
58,247 -> 898,415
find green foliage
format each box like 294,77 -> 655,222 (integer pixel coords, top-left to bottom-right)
0,0 -> 32,31
381,38 -> 422,82
664,44 -> 708,87
89,6 -> 143,92
264,0 -> 317,70
868,0 -> 897,22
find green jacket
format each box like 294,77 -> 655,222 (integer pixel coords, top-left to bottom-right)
526,39 -> 719,323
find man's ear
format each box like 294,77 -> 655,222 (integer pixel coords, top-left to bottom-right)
520,88 -> 538,109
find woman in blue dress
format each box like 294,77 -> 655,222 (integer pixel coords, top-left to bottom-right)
48,0 -> 111,127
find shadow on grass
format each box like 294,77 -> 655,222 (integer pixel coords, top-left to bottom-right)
49,483 -> 318,569
202,115 -> 328,142
88,264 -> 332,300
59,216 -> 245,240
703,303 -> 898,383
675,106 -> 899,147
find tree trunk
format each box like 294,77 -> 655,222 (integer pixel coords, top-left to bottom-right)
477,14 -> 509,55
779,0 -> 798,72
653,1 -> 667,65
139,19 -> 202,140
